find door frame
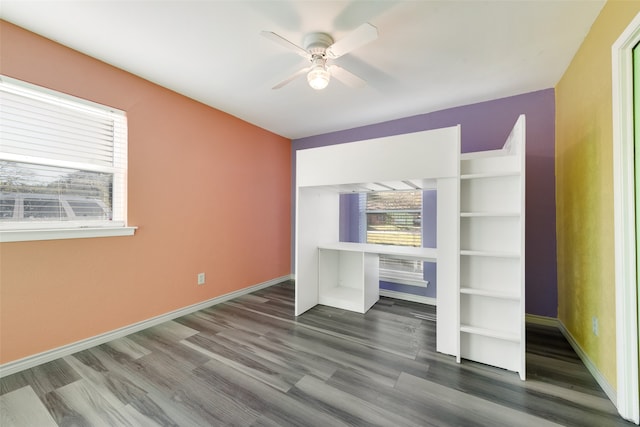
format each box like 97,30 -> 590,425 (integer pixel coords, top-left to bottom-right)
612,11 -> 640,424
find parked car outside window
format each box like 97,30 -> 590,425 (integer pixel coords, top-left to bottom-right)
0,193 -> 110,222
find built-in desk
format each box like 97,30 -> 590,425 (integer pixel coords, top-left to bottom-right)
317,243 -> 437,313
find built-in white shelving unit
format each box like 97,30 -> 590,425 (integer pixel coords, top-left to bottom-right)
457,115 -> 526,380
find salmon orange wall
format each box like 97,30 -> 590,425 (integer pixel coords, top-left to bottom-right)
0,21 -> 291,364
555,0 -> 640,388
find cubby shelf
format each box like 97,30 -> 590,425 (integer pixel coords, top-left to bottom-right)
460,211 -> 520,217
460,171 -> 520,180
460,325 -> 521,342
459,287 -> 520,300
460,249 -> 520,258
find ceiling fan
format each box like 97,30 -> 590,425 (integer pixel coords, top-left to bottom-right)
261,23 -> 378,90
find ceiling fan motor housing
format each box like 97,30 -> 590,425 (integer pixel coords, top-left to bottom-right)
304,32 -> 334,56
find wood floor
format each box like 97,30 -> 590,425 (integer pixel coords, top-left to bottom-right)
0,280 -> 634,426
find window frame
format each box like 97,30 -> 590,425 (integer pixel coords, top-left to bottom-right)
0,76 -> 135,242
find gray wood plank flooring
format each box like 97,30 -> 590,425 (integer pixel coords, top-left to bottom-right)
0,281 -> 634,426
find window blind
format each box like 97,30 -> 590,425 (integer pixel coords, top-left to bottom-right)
0,76 -> 127,229
360,190 -> 424,279
363,190 -> 422,247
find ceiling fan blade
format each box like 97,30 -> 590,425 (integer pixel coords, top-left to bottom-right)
272,67 -> 310,89
326,23 -> 378,59
261,31 -> 310,59
329,65 -> 367,88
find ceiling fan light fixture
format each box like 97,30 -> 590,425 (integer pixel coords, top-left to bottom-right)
307,56 -> 330,90
307,66 -> 330,90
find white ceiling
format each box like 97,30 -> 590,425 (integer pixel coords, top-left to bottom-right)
1,1 -> 605,140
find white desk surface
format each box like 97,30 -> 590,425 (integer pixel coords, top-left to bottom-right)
318,242 -> 437,261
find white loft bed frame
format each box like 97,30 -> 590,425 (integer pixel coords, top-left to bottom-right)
294,115 -> 526,378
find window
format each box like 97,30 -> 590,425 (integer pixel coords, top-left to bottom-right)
0,76 -> 131,241
360,190 -> 426,286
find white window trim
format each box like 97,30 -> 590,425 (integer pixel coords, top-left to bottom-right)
0,226 -> 137,243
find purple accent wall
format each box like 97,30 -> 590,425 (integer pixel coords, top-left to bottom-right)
339,193 -> 360,243
292,89 -> 557,317
421,190 -> 437,299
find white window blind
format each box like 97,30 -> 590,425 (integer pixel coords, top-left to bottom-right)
0,76 -> 127,230
360,190 -> 426,286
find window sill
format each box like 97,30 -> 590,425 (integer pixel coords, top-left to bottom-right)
0,226 -> 137,243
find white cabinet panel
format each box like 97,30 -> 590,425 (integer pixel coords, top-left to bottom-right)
460,334 -> 521,372
297,127 -> 460,187
295,187 -> 339,315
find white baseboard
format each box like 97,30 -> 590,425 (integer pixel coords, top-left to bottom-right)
0,275 -> 293,378
555,319 -> 617,405
525,313 -> 560,327
379,289 -> 436,306
525,314 -> 617,405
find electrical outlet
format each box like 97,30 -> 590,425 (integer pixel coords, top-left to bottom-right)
592,316 -> 599,336
197,272 -> 205,285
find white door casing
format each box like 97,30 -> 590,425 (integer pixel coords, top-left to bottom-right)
612,11 -> 640,425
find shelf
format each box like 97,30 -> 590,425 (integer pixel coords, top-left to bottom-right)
460,171 -> 520,180
460,324 -> 520,342
459,287 -> 520,300
460,211 -> 519,217
460,249 -> 520,258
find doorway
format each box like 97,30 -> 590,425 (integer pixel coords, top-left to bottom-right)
635,39 -> 640,425
613,11 -> 640,425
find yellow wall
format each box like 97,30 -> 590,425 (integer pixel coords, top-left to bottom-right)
555,0 -> 640,388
